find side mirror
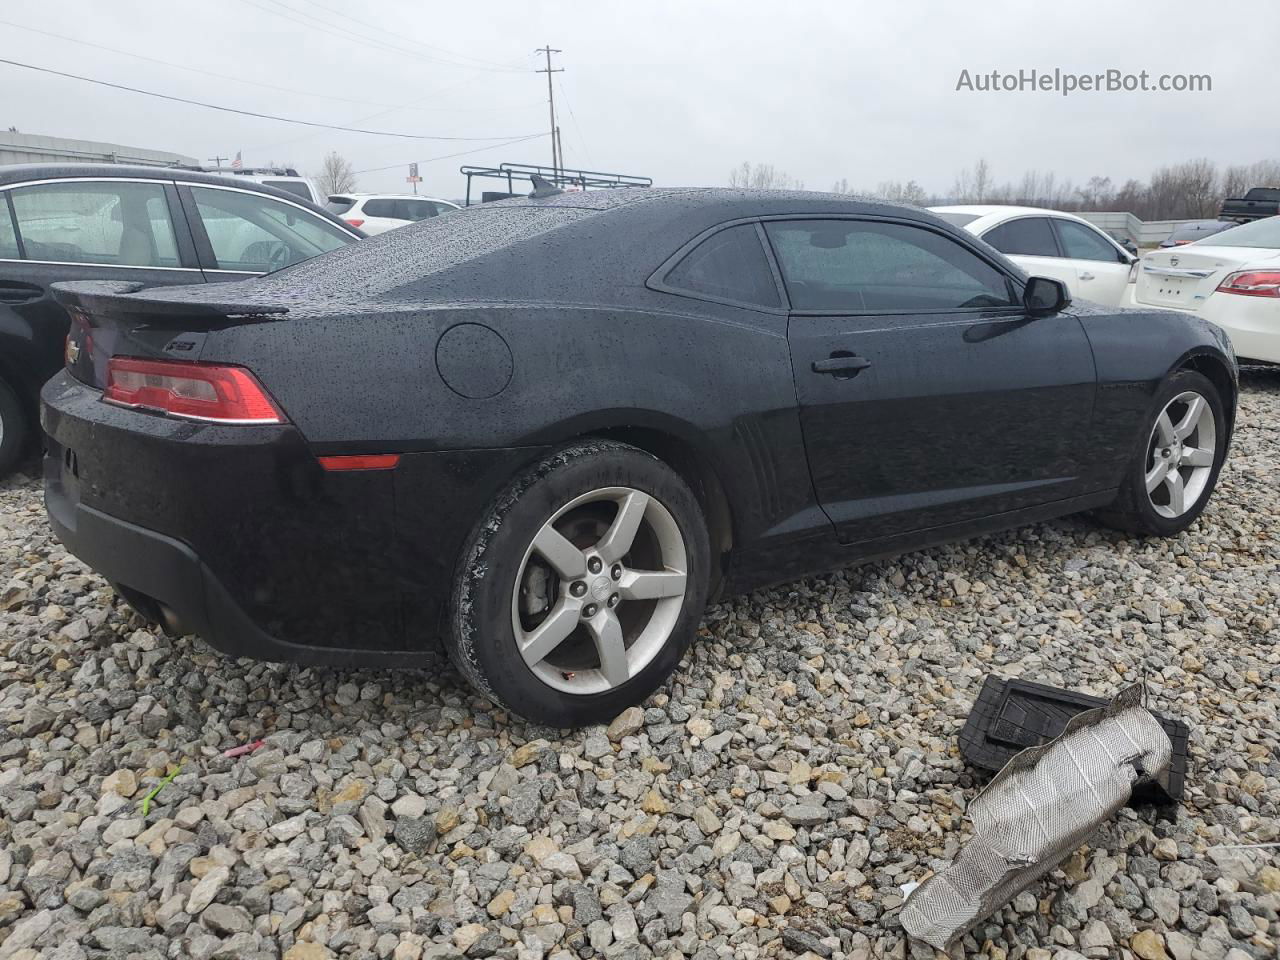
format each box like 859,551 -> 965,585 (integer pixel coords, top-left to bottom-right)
1024,276 -> 1070,315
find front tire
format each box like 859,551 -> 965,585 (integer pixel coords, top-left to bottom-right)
0,378 -> 28,478
446,440 -> 711,727
1094,369 -> 1228,536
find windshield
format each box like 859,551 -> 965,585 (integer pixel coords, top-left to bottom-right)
1194,215 -> 1280,249
326,197 -> 356,214
932,212 -> 980,228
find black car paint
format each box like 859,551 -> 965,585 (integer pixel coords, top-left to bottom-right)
40,189 -> 1238,667
0,164 -> 362,455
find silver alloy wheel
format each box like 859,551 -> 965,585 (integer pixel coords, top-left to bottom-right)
1145,390 -> 1217,519
511,486 -> 688,695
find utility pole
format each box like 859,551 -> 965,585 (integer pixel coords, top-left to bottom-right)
207,155 -> 228,169
534,45 -> 563,177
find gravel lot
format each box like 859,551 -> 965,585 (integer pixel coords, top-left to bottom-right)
1,368 -> 1278,960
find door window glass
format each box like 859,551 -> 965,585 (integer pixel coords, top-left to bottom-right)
664,223 -> 780,307
982,217 -> 1058,257
190,186 -> 353,272
0,197 -> 18,258
10,180 -> 180,267
765,219 -> 1015,312
1054,219 -> 1121,262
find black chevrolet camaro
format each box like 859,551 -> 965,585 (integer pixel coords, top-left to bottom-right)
41,188 -> 1237,726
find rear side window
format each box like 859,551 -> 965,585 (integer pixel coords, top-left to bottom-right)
982,217 -> 1058,257
0,196 -> 18,258
1054,219 -> 1120,262
664,224 -> 779,308
363,199 -> 399,218
765,219 -> 1016,312
9,180 -> 180,267
326,197 -> 356,215
190,186 -> 353,272
396,199 -> 438,222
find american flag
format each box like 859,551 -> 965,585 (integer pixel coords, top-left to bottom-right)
230,151 -> 242,170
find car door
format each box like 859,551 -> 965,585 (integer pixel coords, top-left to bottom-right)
1050,218 -> 1133,307
357,198 -> 403,236
768,216 -> 1098,545
0,177 -> 204,405
977,215 -> 1081,294
178,183 -> 357,279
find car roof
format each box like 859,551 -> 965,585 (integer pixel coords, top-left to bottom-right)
349,193 -> 457,203
930,204 -> 1090,221
0,162 -> 361,234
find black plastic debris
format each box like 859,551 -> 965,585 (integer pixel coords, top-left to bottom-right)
959,676 -> 1190,804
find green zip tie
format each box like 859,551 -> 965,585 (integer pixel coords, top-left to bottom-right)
140,764 -> 182,817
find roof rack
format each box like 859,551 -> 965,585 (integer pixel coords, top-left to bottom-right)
459,162 -> 651,206
166,164 -> 302,177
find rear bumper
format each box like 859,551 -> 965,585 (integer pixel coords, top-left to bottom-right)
45,477 -> 434,666
41,370 -> 539,669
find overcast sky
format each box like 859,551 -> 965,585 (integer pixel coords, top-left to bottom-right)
4,0 -> 1279,199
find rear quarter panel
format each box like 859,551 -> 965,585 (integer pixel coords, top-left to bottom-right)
200,298 -> 820,633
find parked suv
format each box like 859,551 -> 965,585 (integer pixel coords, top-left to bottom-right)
326,193 -> 460,235
199,166 -> 323,205
0,164 -> 363,475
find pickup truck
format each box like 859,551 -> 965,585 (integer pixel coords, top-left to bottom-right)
1219,186 -> 1280,223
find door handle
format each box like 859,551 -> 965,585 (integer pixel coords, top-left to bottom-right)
812,354 -> 872,376
1079,272 -> 1096,281
0,282 -> 43,304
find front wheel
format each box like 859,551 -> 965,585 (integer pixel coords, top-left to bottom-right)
1094,369 -> 1228,536
446,440 -> 711,727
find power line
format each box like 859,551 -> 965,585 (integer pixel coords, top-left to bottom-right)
0,18 -> 401,109
0,57 -> 545,141
556,75 -> 593,170
351,134 -> 549,175
295,0 -> 527,72
236,0 -> 529,74
244,68 -> 492,154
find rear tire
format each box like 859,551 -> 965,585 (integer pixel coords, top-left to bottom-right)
1094,370 -> 1227,536
0,378 -> 27,478
446,440 -> 710,728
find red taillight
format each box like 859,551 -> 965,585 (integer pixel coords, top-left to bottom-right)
104,357 -> 285,424
317,454 -> 400,471
1216,270 -> 1280,298
344,218 -> 365,228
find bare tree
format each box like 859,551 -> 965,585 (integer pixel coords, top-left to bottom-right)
875,180 -> 927,205
972,158 -> 991,203
317,151 -> 356,196
729,161 -> 803,191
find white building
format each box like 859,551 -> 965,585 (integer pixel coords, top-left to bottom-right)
0,131 -> 197,168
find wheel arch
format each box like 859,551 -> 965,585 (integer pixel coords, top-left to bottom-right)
1175,349 -> 1237,434
570,422 -> 735,600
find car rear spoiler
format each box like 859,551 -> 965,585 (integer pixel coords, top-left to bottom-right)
51,281 -> 289,325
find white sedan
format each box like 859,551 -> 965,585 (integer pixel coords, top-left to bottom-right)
1126,215 -> 1280,364
325,193 -> 460,236
931,205 -> 1136,306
